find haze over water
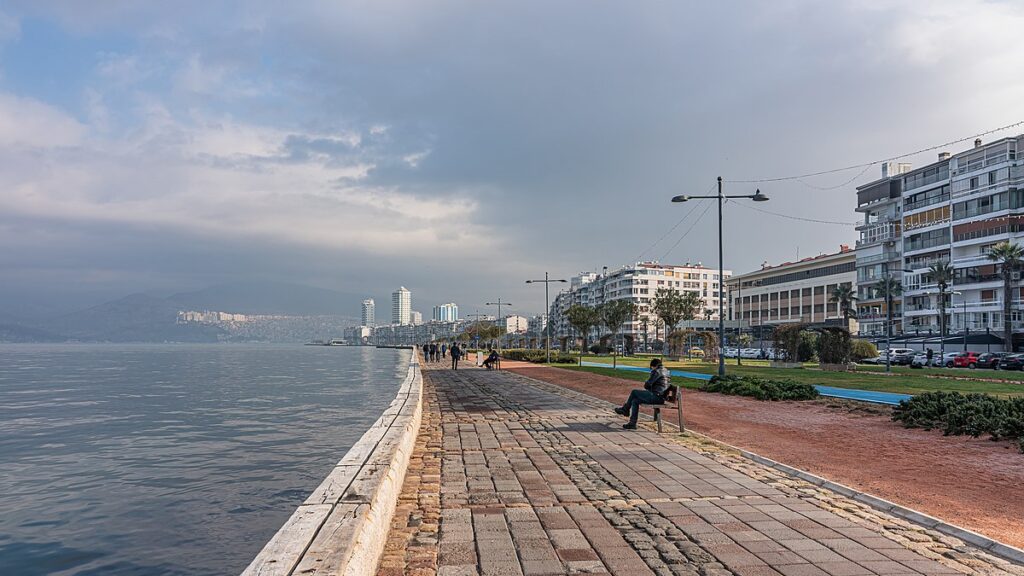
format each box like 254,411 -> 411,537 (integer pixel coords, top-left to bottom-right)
0,343 -> 410,575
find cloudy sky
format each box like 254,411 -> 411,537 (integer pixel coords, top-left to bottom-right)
2,1 -> 1024,318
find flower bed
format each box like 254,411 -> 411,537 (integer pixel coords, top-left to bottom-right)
892,391 -> 1024,452
702,374 -> 819,401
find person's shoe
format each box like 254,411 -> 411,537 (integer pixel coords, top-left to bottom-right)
613,407 -> 626,416
622,423 -> 637,430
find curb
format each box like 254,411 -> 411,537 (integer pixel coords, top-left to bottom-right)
504,368 -> 1024,567
242,348 -> 423,576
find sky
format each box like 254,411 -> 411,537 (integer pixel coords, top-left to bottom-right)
2,1 -> 1024,319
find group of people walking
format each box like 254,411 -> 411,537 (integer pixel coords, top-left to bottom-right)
421,341 -> 465,370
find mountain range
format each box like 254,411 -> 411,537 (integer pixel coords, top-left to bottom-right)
0,281 -> 361,343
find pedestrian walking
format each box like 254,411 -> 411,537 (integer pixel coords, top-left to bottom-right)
451,343 -> 462,370
422,343 -> 430,363
441,343 -> 447,359
431,343 -> 439,362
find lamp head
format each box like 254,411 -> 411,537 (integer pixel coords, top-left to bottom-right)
525,280 -> 532,284
751,189 -> 769,202
671,195 -> 689,203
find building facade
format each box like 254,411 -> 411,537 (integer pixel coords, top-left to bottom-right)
896,136 -> 1024,349
432,303 -> 459,322
549,262 -> 731,348
392,287 -> 411,325
361,298 -> 375,327
727,246 -> 857,331
410,311 -> 423,326
855,163 -> 910,337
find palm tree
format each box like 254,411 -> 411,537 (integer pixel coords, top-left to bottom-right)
829,284 -> 857,329
987,242 -> 1024,352
875,276 -> 903,372
929,260 -> 954,361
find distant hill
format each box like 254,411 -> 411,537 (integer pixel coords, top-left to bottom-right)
0,323 -> 66,343
37,293 -> 225,343
167,281 -> 358,316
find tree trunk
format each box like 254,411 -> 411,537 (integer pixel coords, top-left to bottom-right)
1005,270 -> 1014,353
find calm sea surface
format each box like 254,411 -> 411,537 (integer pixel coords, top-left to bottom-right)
0,343 -> 410,575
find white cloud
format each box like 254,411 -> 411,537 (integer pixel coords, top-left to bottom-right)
0,93 -> 86,147
0,92 -> 492,259
402,150 -> 430,168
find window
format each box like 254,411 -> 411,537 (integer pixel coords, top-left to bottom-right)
903,184 -> 950,211
970,177 -> 979,189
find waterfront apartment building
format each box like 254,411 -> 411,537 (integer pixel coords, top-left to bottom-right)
550,262 -> 730,347
361,298 -> 375,327
726,246 -> 857,331
893,136 -> 1024,350
432,303 -> 459,322
410,311 -> 423,326
392,287 -> 411,325
497,314 -> 529,335
854,163 -> 912,337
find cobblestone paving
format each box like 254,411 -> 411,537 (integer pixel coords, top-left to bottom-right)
380,367 -> 1021,576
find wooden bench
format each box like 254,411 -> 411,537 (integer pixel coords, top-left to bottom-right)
652,386 -> 681,433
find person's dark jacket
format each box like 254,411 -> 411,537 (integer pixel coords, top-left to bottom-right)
644,366 -> 671,399
451,345 -> 462,359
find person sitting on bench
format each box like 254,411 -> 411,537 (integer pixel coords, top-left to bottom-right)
614,358 -> 671,429
483,349 -> 500,370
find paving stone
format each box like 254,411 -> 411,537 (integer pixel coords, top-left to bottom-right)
378,366 -> 1019,576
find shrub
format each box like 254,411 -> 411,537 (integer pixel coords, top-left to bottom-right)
500,349 -> 576,364
772,324 -> 805,362
892,392 -> 1024,452
816,327 -> 851,364
798,331 -> 818,362
850,339 -> 878,361
703,374 -> 819,401
589,344 -> 613,354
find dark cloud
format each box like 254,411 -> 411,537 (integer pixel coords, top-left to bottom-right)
2,1 -> 1024,316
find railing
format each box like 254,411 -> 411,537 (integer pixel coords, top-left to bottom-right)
905,236 -> 950,253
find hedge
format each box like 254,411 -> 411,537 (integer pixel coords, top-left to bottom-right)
500,349 -> 577,364
703,374 -> 819,401
892,391 -> 1024,452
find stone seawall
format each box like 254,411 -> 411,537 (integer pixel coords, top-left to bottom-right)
242,349 -> 422,576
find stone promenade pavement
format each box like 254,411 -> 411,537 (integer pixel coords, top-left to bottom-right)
377,367 -> 1021,576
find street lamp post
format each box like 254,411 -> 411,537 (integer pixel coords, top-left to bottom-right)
485,299 -> 512,353
526,273 -> 568,363
672,176 -> 768,377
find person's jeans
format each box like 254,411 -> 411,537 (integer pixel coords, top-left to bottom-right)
621,389 -> 662,425
452,357 -> 459,370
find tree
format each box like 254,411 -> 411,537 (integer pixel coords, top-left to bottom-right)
829,284 -> 857,328
651,289 -> 702,356
597,300 -> 637,368
565,304 -> 600,365
929,260 -> 954,359
987,241 -> 1024,353
875,275 -> 903,370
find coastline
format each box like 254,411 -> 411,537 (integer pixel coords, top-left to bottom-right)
242,347 -> 422,576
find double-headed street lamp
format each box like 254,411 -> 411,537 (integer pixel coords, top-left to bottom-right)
485,298 -> 512,352
672,176 -> 769,377
526,273 -> 568,363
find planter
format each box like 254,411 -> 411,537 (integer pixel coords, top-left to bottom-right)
819,362 -> 856,372
770,361 -> 804,369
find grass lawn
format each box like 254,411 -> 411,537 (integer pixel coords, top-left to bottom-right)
562,355 -> 1024,398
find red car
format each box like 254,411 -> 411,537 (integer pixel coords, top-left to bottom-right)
952,352 -> 982,369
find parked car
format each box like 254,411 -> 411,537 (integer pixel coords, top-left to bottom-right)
891,351 -> 916,366
886,348 -> 915,358
739,348 -> 761,359
910,353 -> 931,368
952,351 -> 982,369
976,352 -> 1007,370
722,348 -> 739,358
859,355 -> 883,365
999,354 -> 1024,370
941,352 -> 959,367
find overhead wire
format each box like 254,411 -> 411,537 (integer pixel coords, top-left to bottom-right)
724,119 -> 1024,184
659,200 -> 714,261
635,182 -> 716,262
729,200 -> 858,226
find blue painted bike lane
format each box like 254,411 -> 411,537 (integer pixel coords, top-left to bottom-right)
579,361 -> 912,405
